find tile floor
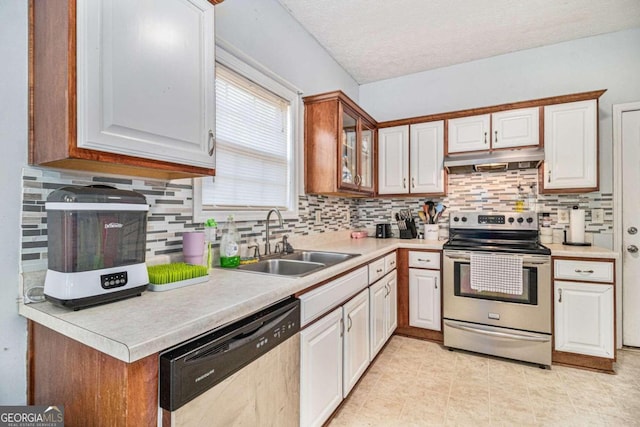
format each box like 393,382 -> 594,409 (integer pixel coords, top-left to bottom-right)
329,336 -> 640,426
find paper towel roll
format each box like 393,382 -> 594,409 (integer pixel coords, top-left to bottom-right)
569,208 -> 585,243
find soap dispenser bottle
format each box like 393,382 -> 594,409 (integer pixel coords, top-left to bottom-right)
219,215 -> 241,268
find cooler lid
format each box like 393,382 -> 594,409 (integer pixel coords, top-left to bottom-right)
46,185 -> 148,208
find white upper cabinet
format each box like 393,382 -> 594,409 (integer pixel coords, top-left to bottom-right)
378,126 -> 409,194
543,100 -> 598,192
491,107 -> 539,149
77,0 -> 216,169
410,121 -> 445,194
378,123 -> 444,195
447,114 -> 490,153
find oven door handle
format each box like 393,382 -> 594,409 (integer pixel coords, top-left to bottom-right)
445,254 -> 549,267
444,321 -> 551,343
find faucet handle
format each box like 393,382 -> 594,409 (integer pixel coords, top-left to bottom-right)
281,235 -> 294,254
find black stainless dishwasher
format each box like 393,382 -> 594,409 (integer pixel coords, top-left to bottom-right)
160,296 -> 300,427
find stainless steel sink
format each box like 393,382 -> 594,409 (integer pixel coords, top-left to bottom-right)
235,250 -> 360,277
281,250 -> 359,266
236,259 -> 325,277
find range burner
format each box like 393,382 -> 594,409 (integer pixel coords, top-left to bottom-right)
443,211 -> 550,255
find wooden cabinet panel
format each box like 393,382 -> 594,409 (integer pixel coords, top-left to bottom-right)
304,91 -> 377,196
491,107 -> 539,149
447,114 -> 490,153
542,100 -> 598,192
30,0 -> 216,180
409,269 -> 441,331
300,307 -> 344,427
343,289 -> 370,397
554,281 -> 614,359
28,321 -> 158,427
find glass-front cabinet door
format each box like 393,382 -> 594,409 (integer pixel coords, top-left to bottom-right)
339,108 -> 359,190
358,121 -> 375,193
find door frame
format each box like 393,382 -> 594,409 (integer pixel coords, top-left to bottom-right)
613,101 -> 640,347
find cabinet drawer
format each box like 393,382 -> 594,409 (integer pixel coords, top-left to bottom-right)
554,259 -> 614,283
368,258 -> 386,284
300,266 -> 368,326
408,251 -> 440,269
384,252 -> 397,273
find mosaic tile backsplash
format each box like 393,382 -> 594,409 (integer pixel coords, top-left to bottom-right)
21,166 -> 614,273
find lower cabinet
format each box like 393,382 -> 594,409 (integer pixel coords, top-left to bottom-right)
552,257 -> 616,371
370,270 -> 398,359
409,268 -> 441,331
554,281 -> 614,359
300,307 -> 344,427
343,289 -> 371,397
300,288 -> 371,427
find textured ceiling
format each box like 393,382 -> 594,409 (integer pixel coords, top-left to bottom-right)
278,0 -> 640,84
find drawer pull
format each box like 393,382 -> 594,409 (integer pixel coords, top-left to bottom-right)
575,269 -> 594,274
417,258 -> 431,262
376,268 -> 383,273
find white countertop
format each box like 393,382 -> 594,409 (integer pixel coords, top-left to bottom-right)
19,235 -> 616,363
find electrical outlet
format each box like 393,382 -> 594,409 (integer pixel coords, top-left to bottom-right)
315,210 -> 322,223
592,208 -> 604,224
557,209 -> 569,224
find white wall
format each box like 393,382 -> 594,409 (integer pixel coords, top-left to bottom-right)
215,0 -> 359,100
359,28 -> 640,193
0,0 -> 28,404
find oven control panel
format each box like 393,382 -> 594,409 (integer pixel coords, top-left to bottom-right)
450,212 -> 538,230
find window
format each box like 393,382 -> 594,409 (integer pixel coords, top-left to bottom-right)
194,48 -> 300,222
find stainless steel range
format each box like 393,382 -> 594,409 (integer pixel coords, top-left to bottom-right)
442,212 -> 552,367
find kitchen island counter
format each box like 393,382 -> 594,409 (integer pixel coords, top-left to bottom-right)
20,235 -> 443,363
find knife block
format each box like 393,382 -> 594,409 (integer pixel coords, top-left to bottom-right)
398,218 -> 418,239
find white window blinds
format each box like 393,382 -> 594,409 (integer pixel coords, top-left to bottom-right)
202,64 -> 292,209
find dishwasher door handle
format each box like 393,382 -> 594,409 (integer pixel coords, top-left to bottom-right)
444,320 -> 551,343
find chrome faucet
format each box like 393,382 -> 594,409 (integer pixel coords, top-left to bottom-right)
264,208 -> 284,255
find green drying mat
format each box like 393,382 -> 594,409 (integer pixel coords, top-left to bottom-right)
147,263 -> 209,292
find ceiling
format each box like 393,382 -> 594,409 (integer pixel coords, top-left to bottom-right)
278,0 -> 640,84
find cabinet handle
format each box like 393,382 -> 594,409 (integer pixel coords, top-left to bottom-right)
484,132 -> 488,144
208,129 -> 216,157
558,288 -> 562,303
417,258 -> 430,263
385,284 -> 390,297
574,269 -> 595,274
412,177 -> 415,188
340,318 -> 344,337
347,315 -> 352,332
434,278 -> 438,289
494,130 -> 498,144
376,268 -> 383,273
403,178 -> 407,189
548,168 -> 551,183
354,174 -> 362,186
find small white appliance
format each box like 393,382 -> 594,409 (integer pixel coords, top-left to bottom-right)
44,185 -> 149,310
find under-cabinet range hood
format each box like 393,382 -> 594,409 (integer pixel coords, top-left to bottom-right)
443,147 -> 545,174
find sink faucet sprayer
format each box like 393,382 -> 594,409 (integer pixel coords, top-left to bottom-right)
264,208 -> 284,255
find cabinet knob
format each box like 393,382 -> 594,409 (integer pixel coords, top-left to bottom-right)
628,245 -> 639,254
628,226 -> 638,235
354,174 -> 362,186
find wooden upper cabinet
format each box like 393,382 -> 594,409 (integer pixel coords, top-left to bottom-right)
447,107 -> 539,154
541,99 -> 599,193
30,0 -> 217,180
304,91 -> 377,196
